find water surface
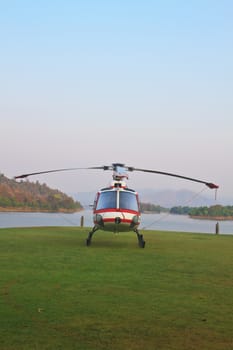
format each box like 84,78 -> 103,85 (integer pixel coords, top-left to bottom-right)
0,210 -> 232,234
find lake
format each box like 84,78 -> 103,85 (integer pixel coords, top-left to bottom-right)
0,210 -> 232,235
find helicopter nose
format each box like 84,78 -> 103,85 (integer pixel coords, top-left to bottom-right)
115,217 -> 121,224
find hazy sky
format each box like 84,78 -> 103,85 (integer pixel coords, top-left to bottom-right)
1,0 -> 232,202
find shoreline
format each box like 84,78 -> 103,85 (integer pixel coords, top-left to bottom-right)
189,215 -> 233,221
0,207 -> 84,214
1,208 -> 233,221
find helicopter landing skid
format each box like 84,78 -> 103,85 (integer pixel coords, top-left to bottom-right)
86,226 -> 99,246
135,229 -> 145,248
86,226 -> 145,248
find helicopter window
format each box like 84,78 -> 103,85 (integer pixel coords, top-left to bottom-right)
96,191 -> 117,210
119,191 -> 139,211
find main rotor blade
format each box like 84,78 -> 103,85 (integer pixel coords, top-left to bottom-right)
14,166 -> 106,179
14,163 -> 219,190
127,167 -> 219,189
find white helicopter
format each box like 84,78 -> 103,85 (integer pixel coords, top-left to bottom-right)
15,163 -> 219,248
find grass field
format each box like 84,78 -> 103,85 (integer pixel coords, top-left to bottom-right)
0,227 -> 232,350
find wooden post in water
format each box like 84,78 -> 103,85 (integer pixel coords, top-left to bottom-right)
80,215 -> 84,227
215,222 -> 219,234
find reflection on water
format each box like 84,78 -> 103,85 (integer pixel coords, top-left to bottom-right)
0,210 -> 232,234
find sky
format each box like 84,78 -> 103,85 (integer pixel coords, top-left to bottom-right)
1,0 -> 233,203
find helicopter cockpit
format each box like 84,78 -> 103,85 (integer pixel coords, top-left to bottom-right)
95,188 -> 139,212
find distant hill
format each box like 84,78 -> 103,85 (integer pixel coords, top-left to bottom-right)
0,174 -> 82,212
71,191 -> 96,208
138,188 -> 218,208
71,188 -> 221,208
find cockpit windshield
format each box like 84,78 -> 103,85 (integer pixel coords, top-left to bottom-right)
96,190 -> 139,211
119,191 -> 139,211
96,191 -> 117,210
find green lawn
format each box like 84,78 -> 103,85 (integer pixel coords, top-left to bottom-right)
0,227 -> 232,350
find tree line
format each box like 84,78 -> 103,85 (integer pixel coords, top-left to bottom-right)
0,174 -> 82,212
170,205 -> 233,218
140,202 -> 233,218
140,202 -> 168,213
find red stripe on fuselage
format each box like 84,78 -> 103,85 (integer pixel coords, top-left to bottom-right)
94,208 -> 140,215
102,218 -> 132,224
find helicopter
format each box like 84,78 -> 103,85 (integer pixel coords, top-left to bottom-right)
14,163 -> 219,248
